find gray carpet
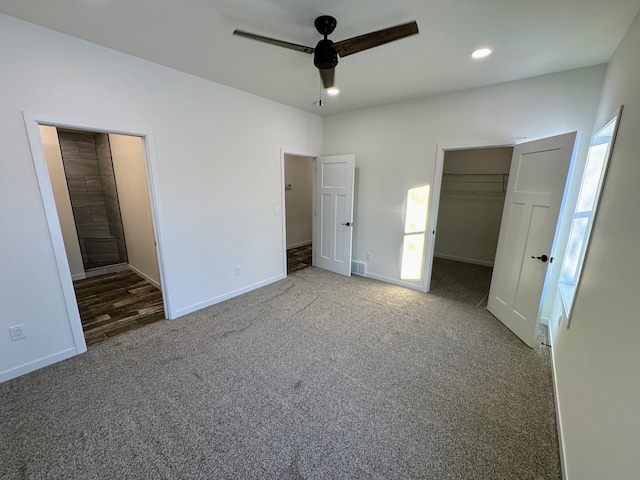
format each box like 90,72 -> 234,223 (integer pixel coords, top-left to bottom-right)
0,265 -> 560,479
430,257 -> 494,307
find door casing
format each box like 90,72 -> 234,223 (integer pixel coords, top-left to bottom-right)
23,112 -> 172,356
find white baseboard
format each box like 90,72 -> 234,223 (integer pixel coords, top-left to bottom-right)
286,240 -> 312,250
365,272 -> 424,292
434,253 -> 494,267
0,347 -> 78,384
128,265 -> 161,289
172,274 -> 286,318
548,324 -> 568,480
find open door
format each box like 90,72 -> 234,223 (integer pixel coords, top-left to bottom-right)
488,132 -> 578,347
313,154 -> 355,276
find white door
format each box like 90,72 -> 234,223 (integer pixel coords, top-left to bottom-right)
488,132 -> 578,347
313,154 -> 355,276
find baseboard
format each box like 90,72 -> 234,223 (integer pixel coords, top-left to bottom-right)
71,272 -> 86,281
365,272 -> 424,292
540,315 -> 550,326
0,347 -> 78,384
434,253 -> 494,267
548,324 -> 568,480
172,274 -> 287,318
128,265 -> 161,289
286,240 -> 312,250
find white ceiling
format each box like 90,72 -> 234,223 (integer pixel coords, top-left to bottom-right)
1,0 -> 639,116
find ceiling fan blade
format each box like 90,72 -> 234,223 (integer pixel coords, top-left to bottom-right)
333,21 -> 419,57
319,68 -> 335,89
233,30 -> 314,54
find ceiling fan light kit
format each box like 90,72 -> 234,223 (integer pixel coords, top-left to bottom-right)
233,15 -> 419,93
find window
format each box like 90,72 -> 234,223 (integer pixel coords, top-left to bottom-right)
559,106 -> 622,319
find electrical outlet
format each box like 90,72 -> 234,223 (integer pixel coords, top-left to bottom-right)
9,324 -> 25,341
366,252 -> 373,261
235,266 -> 241,275
274,207 -> 281,216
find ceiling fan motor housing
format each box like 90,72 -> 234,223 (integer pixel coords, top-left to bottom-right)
314,39 -> 338,69
314,15 -> 337,36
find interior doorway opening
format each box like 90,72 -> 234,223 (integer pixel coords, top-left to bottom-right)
283,154 -> 314,274
428,146 -> 513,304
39,125 -> 166,346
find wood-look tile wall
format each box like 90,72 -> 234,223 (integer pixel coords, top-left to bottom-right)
96,133 -> 127,264
58,130 -> 128,269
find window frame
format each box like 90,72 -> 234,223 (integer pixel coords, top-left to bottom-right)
559,105 -> 623,324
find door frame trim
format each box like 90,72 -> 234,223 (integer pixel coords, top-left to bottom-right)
23,112 -> 172,355
425,139 -> 522,292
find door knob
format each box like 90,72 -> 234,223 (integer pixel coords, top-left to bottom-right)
531,254 -> 548,262
341,222 -> 353,227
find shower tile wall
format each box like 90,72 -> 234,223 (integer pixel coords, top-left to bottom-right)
95,133 -> 127,263
58,131 -> 127,269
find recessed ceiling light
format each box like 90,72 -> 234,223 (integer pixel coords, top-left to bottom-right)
471,48 -> 492,59
326,87 -> 340,96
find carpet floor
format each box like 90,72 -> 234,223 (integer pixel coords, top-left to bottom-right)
0,264 -> 560,479
430,257 -> 494,307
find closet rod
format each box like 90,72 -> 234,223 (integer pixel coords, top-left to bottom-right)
442,172 -> 508,176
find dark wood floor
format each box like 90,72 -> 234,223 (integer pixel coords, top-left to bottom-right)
287,244 -> 312,273
74,270 -> 165,346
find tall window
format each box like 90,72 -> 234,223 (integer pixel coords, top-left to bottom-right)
559,106 -> 622,318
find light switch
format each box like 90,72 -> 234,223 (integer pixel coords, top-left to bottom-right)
274,207 -> 281,216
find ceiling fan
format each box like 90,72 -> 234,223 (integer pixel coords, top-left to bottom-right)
233,16 -> 419,90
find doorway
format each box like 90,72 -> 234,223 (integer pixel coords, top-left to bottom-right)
429,146 -> 513,304
33,119 -> 168,348
283,154 -> 314,274
280,151 -> 356,278
427,133 -> 578,347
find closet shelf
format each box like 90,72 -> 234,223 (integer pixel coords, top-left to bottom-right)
441,173 -> 509,195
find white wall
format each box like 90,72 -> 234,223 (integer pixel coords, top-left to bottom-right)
40,125 -> 85,279
284,155 -> 313,248
0,14 -> 321,381
109,134 -> 160,287
435,147 -> 512,265
323,66 -> 606,289
549,10 -> 640,480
